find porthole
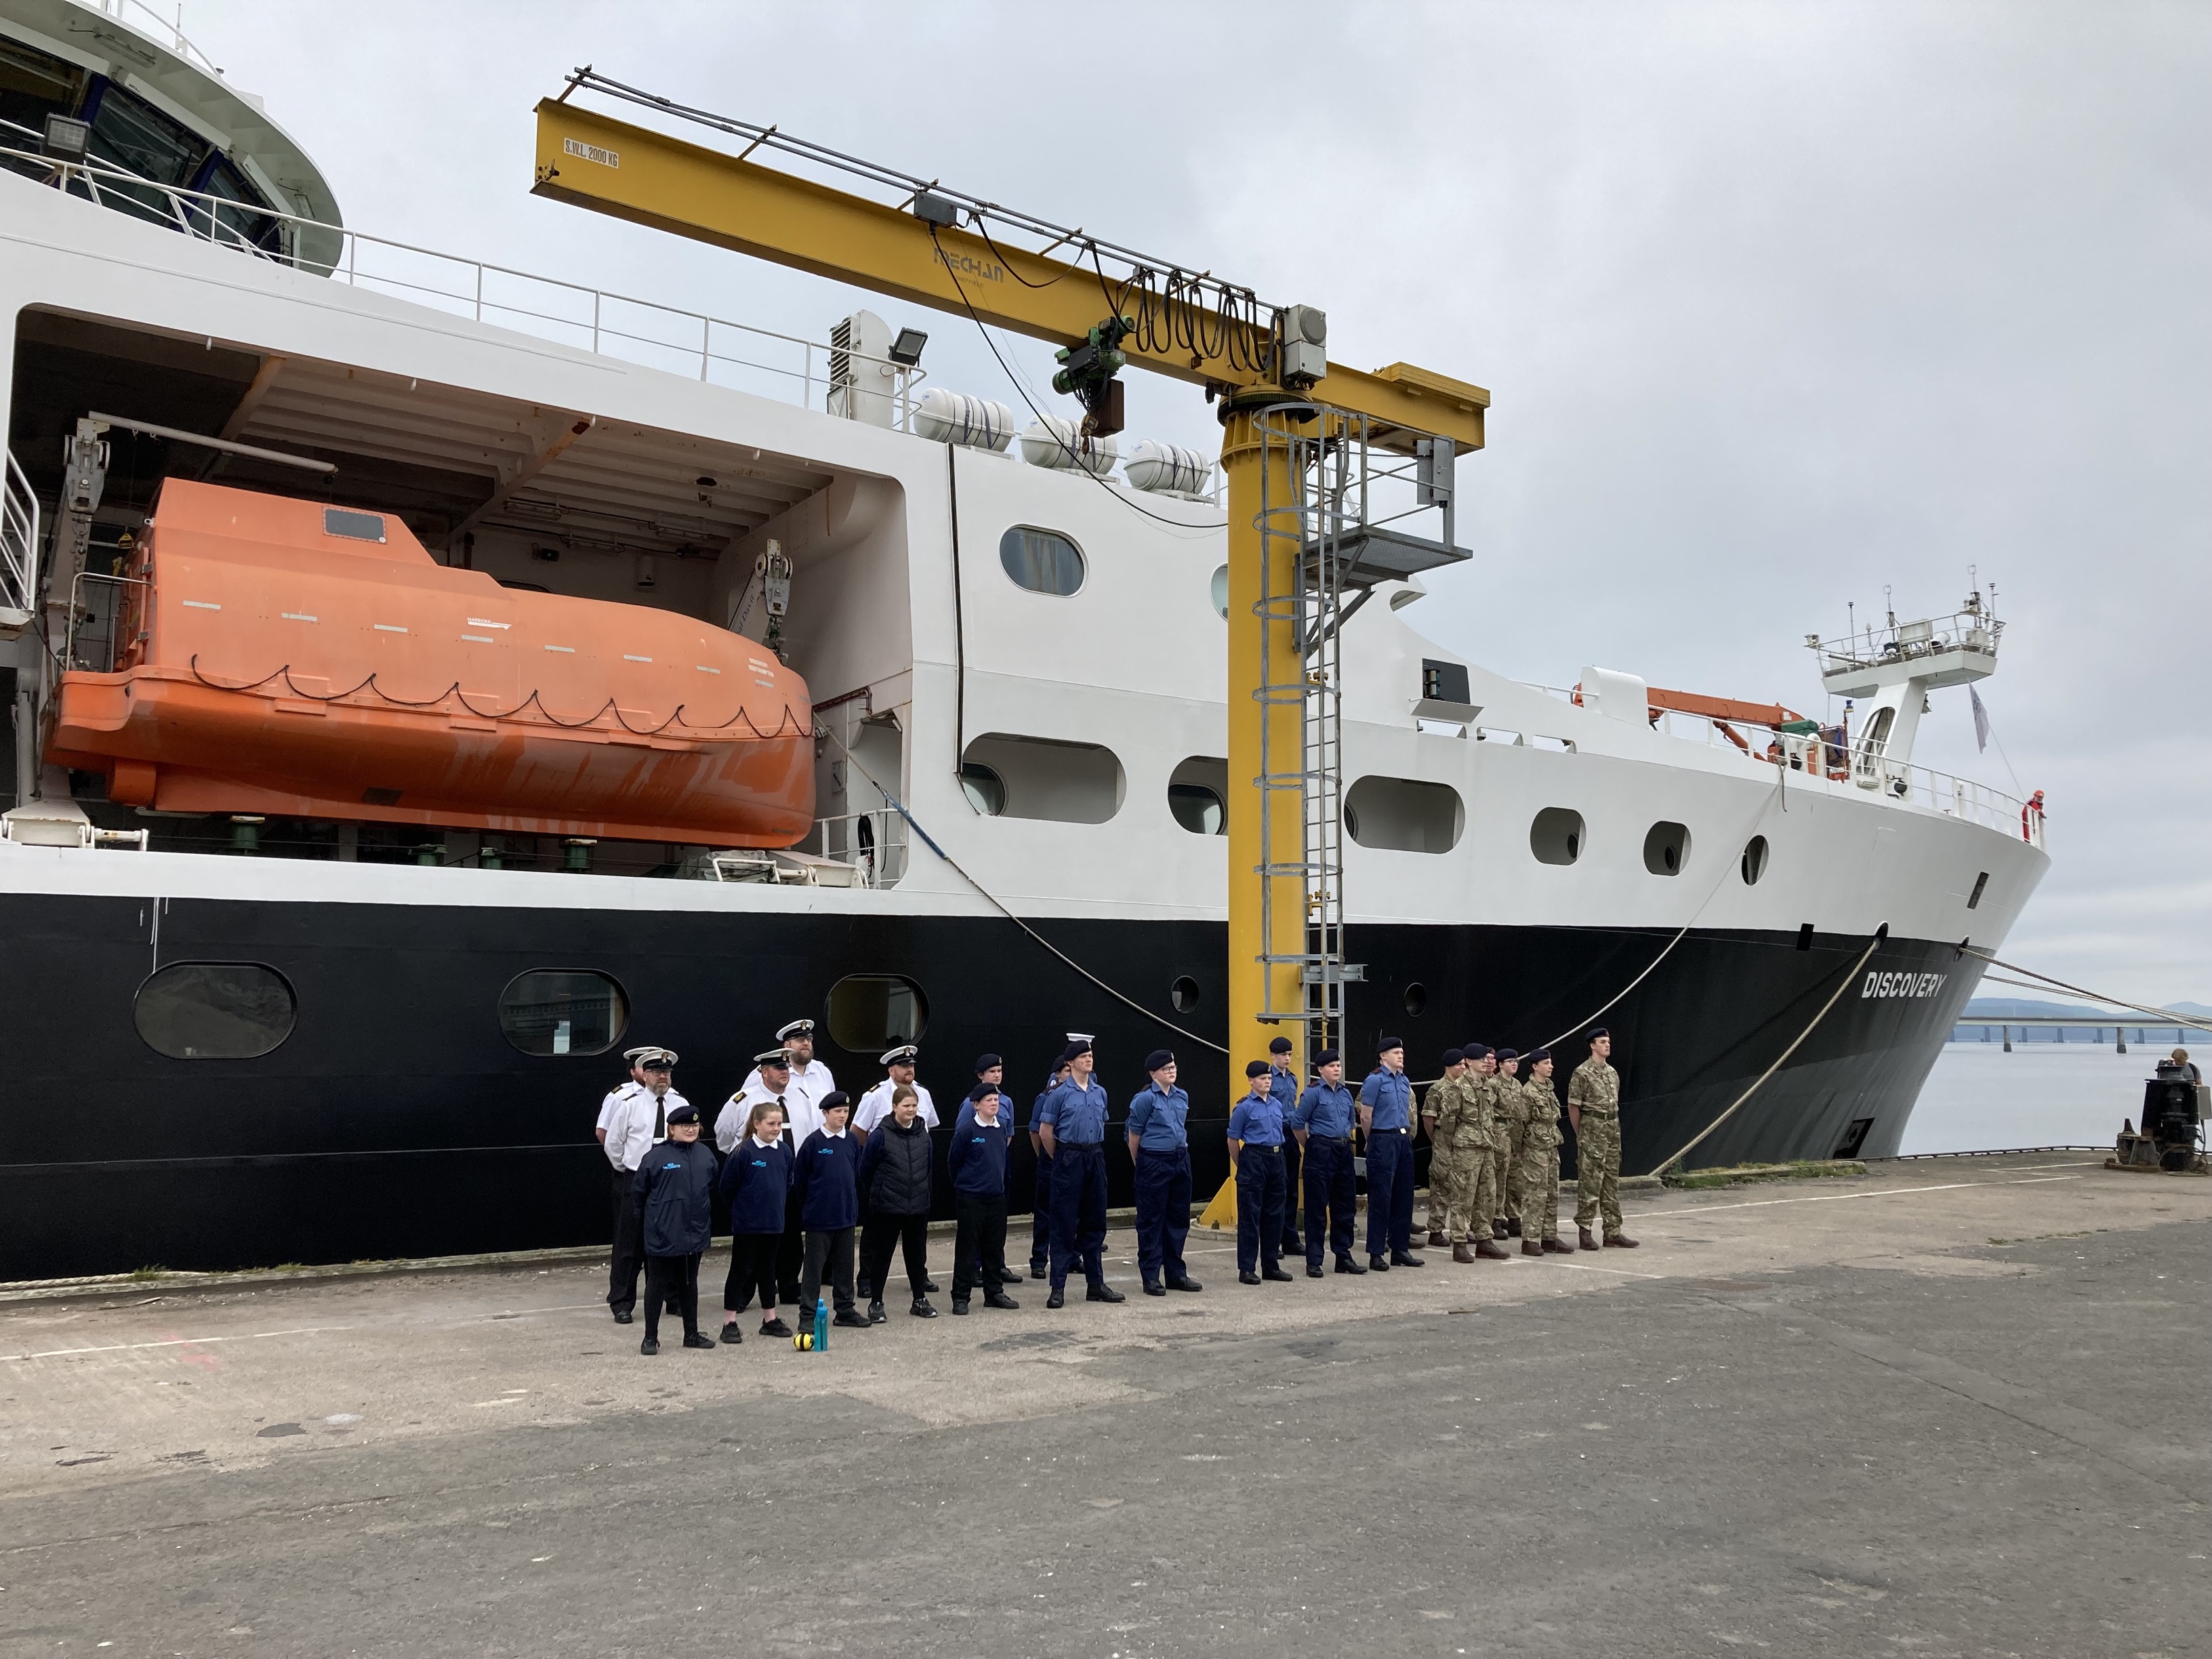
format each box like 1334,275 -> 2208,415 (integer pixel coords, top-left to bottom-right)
1404,982 -> 1429,1018
1530,807 -> 1584,866
498,969 -> 628,1057
1170,976 -> 1200,1013
999,526 -> 1085,596
1740,834 -> 1769,886
1210,564 -> 1229,618
960,762 -> 1006,817
134,961 -> 296,1059
826,973 -> 929,1052
1343,775 -> 1463,854
1168,784 -> 1225,835
1643,821 -> 1691,877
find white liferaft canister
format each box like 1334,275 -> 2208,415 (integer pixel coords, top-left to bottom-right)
912,388 -> 1016,452
1123,438 -> 1211,495
1018,414 -> 1116,476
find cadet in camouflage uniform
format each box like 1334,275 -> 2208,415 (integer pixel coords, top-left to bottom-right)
1421,1048 -> 1463,1248
1516,1048 -> 1572,1254
1432,1046 -> 1509,1262
1568,1028 -> 1638,1250
1489,1047 -> 1527,1237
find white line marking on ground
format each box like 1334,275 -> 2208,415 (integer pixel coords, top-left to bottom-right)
1538,1259 -> 1668,1279
1656,1175 -> 2081,1218
2,1326 -> 353,1361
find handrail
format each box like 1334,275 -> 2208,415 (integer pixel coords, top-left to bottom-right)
0,139 -> 925,424
82,0 -> 228,79
1,447 -> 37,619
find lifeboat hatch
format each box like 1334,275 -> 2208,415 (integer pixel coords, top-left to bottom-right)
12,310 -> 908,864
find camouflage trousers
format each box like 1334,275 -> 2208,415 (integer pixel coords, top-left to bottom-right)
1440,1141 -> 1498,1244
1517,1136 -> 1559,1241
1495,1117 -> 1528,1225
1426,1137 -> 1456,1230
1573,1112 -> 1623,1234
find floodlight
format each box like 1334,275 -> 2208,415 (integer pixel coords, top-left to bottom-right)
888,327 -> 928,367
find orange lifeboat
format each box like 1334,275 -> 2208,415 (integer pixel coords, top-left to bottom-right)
50,478 -> 815,846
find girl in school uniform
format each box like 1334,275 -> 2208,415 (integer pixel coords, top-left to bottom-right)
719,1099 -> 794,1343
792,1091 -> 868,1329
856,1085 -> 939,1322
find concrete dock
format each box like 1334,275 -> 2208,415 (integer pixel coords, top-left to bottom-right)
1,1151 -> 2205,1656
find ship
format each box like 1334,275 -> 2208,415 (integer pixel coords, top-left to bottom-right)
0,0 -> 2047,1279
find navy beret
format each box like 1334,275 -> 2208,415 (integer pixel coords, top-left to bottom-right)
968,1082 -> 1000,1104
1059,1039 -> 1092,1065
664,1103 -> 699,1126
1588,1027 -> 1610,1041
1493,1048 -> 1519,1063
1315,1048 -> 1340,1066
1246,1060 -> 1272,1078
974,1052 -> 1002,1074
1442,1048 -> 1465,1067
1377,1035 -> 1404,1054
1269,1036 -> 1294,1053
1525,1046 -> 1553,1065
1462,1042 -> 1492,1060
1145,1048 -> 1175,1073
820,1090 -> 851,1113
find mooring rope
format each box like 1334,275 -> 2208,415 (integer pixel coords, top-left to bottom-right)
1961,951 -> 2212,1036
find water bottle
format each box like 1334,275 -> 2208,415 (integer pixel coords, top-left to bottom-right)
813,1297 -> 829,1353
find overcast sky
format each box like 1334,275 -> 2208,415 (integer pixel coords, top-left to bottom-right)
181,1 -> 2209,1004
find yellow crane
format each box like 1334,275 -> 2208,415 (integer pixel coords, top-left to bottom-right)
531,72 -> 1488,1104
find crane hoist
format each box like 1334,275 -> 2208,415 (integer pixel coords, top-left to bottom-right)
531,69 -> 1489,1083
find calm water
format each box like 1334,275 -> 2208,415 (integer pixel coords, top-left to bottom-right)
1900,1041 -> 2182,1154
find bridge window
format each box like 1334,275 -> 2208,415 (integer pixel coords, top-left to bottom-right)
999,527 -> 1085,596
1644,821 -> 1691,876
497,969 -> 628,1057
1530,807 -> 1584,866
134,962 -> 296,1059
1345,776 -> 1463,854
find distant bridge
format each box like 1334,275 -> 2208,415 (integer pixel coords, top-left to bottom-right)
1952,1016 -> 2204,1054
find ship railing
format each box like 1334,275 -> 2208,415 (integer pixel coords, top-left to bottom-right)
1809,609 -> 2004,677
64,567 -> 142,674
796,807 -> 909,890
78,0 -> 228,79
1,446 -> 37,632
0,138 -> 926,425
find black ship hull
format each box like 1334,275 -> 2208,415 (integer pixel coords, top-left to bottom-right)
3,891 -> 1984,1279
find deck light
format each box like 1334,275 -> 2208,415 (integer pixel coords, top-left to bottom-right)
888,327 -> 928,367
43,114 -> 90,164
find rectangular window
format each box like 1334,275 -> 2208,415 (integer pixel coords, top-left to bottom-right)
323,507 -> 387,543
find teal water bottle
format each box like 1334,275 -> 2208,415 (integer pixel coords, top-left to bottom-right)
813,1297 -> 829,1353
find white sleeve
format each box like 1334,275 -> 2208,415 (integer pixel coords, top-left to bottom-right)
715,1092 -> 748,1154
601,1094 -> 632,1168
596,1088 -> 621,1133
853,1085 -> 886,1133
918,1086 -> 940,1129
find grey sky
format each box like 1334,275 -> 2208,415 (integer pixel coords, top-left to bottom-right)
183,1 -> 2209,1003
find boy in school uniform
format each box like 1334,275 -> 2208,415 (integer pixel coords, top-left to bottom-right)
1228,1061 -> 1293,1285
718,1099 -> 796,1343
632,1103 -> 718,1355
947,1082 -> 1021,1315
792,1090 -> 869,1329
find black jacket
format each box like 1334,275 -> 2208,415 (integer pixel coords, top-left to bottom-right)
857,1116 -> 935,1216
634,1136 -> 717,1256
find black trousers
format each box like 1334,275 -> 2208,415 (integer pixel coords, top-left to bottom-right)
723,1231 -> 779,1317
776,1190 -> 805,1305
1235,1149 -> 1287,1273
1029,1146 -> 1053,1269
607,1166 -> 645,1314
800,1225 -> 857,1317
952,1191 -> 1010,1297
643,1251 -> 700,1341
859,1212 -> 930,1303
1278,1134 -> 1305,1252
1302,1136 -> 1357,1265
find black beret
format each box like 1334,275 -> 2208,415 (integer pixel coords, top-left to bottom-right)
1525,1046 -> 1553,1064
664,1103 -> 699,1126
819,1090 -> 851,1113
1269,1036 -> 1294,1053
974,1052 -> 1002,1074
1462,1042 -> 1492,1060
1245,1060 -> 1272,1078
1315,1048 -> 1340,1066
1493,1048 -> 1519,1063
1442,1048 -> 1465,1067
1377,1035 -> 1404,1054
967,1082 -> 1000,1104
1144,1048 -> 1175,1073
1059,1040 -> 1092,1064
1588,1027 -> 1610,1041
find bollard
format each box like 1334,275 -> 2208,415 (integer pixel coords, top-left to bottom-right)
2002,1025 -> 2011,1052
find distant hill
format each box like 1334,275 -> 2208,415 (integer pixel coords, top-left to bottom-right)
1963,998 -> 2208,1021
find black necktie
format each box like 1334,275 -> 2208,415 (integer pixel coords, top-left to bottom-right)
653,1093 -> 665,1139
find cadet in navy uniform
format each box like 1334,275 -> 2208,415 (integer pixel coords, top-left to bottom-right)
792,1091 -> 869,1328
632,1103 -> 718,1355
1229,1061 -> 1294,1284
1291,1047 -> 1364,1277
602,1046 -> 683,1324
718,1097 -> 795,1343
1037,1037 -> 1125,1309
1266,1036 -> 1305,1257
1026,1046 -> 1076,1280
1359,1037 -> 1424,1270
947,1083 -> 1021,1314
952,1054 -> 1021,1283
1126,1049 -> 1202,1297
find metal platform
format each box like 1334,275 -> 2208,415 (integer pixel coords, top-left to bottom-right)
1301,522 -> 1471,588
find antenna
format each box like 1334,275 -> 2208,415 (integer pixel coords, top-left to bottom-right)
1883,583 -> 1896,632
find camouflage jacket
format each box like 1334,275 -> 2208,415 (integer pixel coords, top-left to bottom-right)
1519,1077 -> 1563,1150
1568,1057 -> 1620,1117
1429,1073 -> 1493,1151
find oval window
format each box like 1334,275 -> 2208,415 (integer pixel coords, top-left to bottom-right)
1210,564 -> 1229,618
497,969 -> 629,1057
961,762 -> 1006,817
1643,821 -> 1692,877
1530,808 -> 1584,866
826,973 -> 929,1052
1170,975 -> 1200,1013
135,961 -> 296,1059
1404,981 -> 1429,1018
1741,834 -> 1769,886
1344,775 -> 1463,854
999,526 -> 1085,596
1168,783 -> 1225,836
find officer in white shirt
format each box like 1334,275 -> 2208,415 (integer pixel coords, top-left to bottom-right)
735,1019 -> 838,1145
720,1048 -> 798,1155
595,1048 -> 651,1147
854,1044 -> 937,1136
604,1046 -> 685,1324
